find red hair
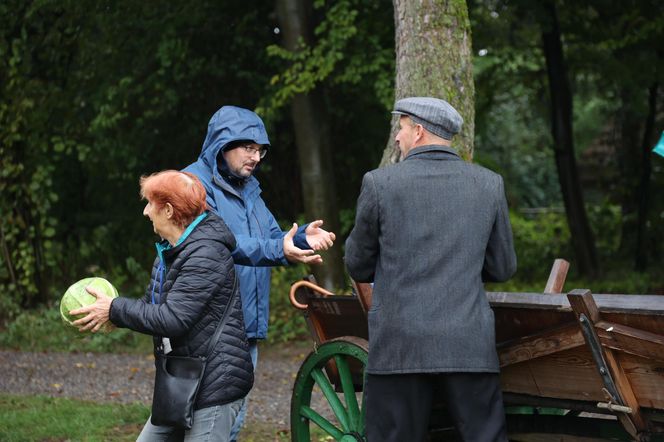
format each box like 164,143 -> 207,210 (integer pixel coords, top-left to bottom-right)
139,171 -> 207,228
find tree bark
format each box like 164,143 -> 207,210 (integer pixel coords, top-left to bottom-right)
541,1 -> 599,278
383,0 -> 475,165
616,87 -> 641,260
276,0 -> 346,290
635,82 -> 658,271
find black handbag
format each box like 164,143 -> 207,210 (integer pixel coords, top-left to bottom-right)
150,278 -> 237,429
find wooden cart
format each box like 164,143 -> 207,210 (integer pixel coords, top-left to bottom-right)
288,260 -> 664,441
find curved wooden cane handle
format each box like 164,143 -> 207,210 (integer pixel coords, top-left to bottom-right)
289,280 -> 335,310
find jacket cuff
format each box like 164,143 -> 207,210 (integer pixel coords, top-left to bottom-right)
108,297 -> 123,327
293,223 -> 311,250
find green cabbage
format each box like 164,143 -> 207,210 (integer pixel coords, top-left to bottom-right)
60,277 -> 118,326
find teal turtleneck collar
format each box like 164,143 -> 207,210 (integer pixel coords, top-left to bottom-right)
154,212 -> 208,263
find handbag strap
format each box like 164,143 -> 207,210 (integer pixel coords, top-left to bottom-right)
202,275 -> 239,359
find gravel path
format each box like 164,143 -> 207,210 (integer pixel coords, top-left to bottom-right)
0,340 -> 319,431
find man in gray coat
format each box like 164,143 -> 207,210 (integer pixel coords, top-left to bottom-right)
345,97 -> 517,441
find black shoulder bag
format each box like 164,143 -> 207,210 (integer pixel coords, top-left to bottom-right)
150,277 -> 237,429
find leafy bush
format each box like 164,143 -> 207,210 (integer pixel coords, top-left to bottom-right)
0,262 -> 323,351
267,266 -> 311,343
0,304 -> 152,354
487,268 -> 663,295
587,202 -> 622,262
509,210 -> 572,282
569,270 -> 663,295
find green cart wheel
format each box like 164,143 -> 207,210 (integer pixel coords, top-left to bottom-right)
291,337 -> 368,442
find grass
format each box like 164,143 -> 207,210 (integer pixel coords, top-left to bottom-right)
0,394 -> 335,442
0,394 -> 150,441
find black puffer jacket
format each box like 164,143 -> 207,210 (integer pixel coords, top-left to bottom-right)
109,212 -> 253,409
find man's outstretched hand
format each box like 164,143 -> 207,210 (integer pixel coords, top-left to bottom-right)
305,219 -> 336,251
283,223 -> 324,264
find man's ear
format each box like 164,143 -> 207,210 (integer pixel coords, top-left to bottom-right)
415,124 -> 425,142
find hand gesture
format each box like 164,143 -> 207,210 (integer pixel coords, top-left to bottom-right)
305,220 -> 336,251
283,223 -> 323,264
70,286 -> 114,333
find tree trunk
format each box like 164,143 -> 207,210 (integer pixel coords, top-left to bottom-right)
615,85 -> 642,260
383,0 -> 475,165
541,1 -> 599,278
276,0 -> 346,290
635,82 -> 658,271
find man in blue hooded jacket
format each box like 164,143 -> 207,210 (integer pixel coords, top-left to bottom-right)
184,105 -> 335,440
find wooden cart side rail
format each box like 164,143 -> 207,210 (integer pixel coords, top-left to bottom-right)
489,291 -> 664,315
287,289 -> 664,317
346,259 -> 571,313
350,280 -> 372,315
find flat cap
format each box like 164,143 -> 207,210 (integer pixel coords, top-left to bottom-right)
392,97 -> 463,140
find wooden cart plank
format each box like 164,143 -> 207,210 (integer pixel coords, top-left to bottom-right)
498,322 -> 584,367
596,320 -> 664,363
517,348 -> 605,402
619,354 -> 664,409
544,258 -> 570,294
501,361 -> 542,397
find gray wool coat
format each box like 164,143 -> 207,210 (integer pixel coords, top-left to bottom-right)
345,145 -> 517,374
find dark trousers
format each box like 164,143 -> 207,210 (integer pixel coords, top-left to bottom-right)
364,372 -> 508,442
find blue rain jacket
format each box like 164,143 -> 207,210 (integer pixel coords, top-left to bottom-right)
183,106 -> 309,339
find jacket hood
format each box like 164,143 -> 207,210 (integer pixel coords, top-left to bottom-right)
199,106 -> 271,171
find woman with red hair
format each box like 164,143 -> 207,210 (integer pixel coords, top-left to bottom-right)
70,170 -> 253,441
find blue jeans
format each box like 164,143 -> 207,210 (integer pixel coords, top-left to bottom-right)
137,399 -> 243,442
229,339 -> 258,442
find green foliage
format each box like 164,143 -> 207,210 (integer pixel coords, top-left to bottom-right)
258,0 -> 394,121
0,0 -> 394,322
0,394 -> 149,442
509,210 -> 572,281
0,305 -> 152,354
587,202 -> 622,261
265,1 -> 358,104
470,0 -> 664,272
495,203 -> 662,293
473,89 -> 559,208
338,208 -> 358,238
267,266 -> 311,343
0,0 -> 68,315
0,0 -> 278,319
0,0 -> 662,345
488,267 -> 663,296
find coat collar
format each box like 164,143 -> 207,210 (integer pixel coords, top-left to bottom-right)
213,172 -> 261,203
403,144 -> 460,161
154,212 -> 209,262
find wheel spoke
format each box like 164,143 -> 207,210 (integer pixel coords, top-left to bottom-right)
300,404 -> 344,439
334,354 -> 361,431
311,367 -> 351,432
291,339 -> 368,441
